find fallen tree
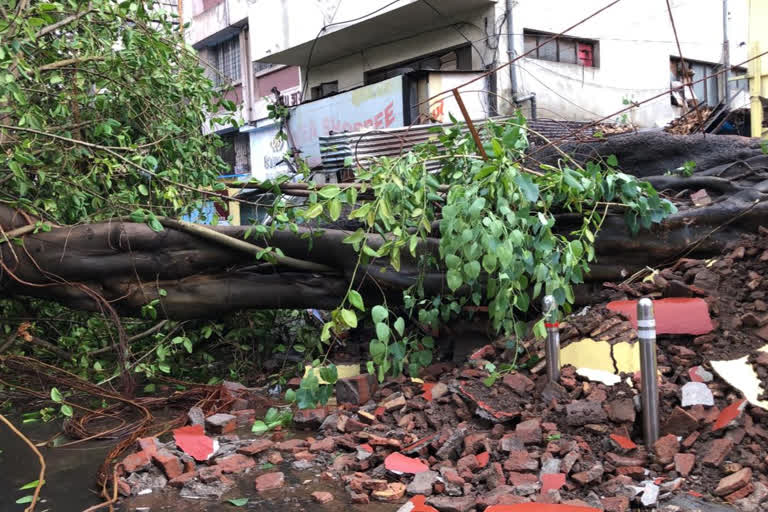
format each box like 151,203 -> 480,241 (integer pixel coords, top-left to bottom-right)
2,131 -> 766,320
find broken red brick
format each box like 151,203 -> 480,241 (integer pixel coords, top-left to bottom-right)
702,438 -> 735,467
609,434 -> 637,450
601,496 -> 630,512
674,453 -> 695,476
214,453 -> 256,474
725,482 -> 755,503
238,439 -> 274,456
152,451 -> 183,479
254,472 -> 285,492
653,434 -> 680,464
715,467 -> 752,496
168,471 -> 196,488
713,399 -> 746,431
121,451 -> 151,473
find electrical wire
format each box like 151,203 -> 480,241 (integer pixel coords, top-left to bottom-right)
419,0 -> 487,67
300,0 -> 405,102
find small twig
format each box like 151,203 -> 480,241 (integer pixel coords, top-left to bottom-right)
0,223 -> 38,244
88,320 -> 169,355
38,56 -> 105,72
0,413 -> 46,512
26,336 -> 73,361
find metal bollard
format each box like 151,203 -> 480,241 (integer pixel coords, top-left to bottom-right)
638,298 -> 660,446
543,295 -> 561,383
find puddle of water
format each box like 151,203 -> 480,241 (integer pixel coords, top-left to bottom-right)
1,415 -> 399,512
0,414 -> 111,511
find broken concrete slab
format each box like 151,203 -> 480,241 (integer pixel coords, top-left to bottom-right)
681,382 -> 715,407
711,346 -> 768,411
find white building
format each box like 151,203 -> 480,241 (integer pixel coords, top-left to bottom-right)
183,0 -> 750,184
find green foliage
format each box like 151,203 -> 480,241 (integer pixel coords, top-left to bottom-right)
227,498 -> 249,507
295,363 -> 338,409
271,113 -> 675,400
665,160 -> 696,177
0,0 -> 235,225
251,407 -> 292,434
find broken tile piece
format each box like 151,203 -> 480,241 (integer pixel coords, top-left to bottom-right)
384,452 -> 429,474
681,382 -> 714,407
713,399 -> 747,431
607,298 -> 713,335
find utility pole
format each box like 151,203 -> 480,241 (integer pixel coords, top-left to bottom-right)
723,0 -> 730,102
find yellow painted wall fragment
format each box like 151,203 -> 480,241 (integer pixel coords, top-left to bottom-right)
612,341 -> 641,374
303,363 -> 361,384
560,338 -> 614,373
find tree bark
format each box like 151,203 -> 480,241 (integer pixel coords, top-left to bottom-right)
2,132 -> 766,319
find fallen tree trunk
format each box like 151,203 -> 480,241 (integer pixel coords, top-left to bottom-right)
2,132 -> 766,319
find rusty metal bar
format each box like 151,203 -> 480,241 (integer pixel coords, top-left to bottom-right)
451,88 -> 488,160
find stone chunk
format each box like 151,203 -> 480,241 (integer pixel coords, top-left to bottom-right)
515,418 -> 542,444
702,438 -> 735,467
566,400 -> 607,426
237,439 -> 273,456
661,407 -> 699,436
153,451 -> 183,479
407,470 -> 438,496
503,451 -> 539,472
122,451 -> 151,473
607,398 -> 636,423
254,472 -> 285,492
312,491 -> 334,504
601,496 -> 630,512
426,496 -> 475,512
503,373 -> 535,394
372,482 -> 406,502
309,437 -> 336,453
205,413 -> 236,434
213,454 -> 255,474
715,467 -> 752,496
653,434 -> 679,464
681,382 -> 714,407
674,453 -> 695,476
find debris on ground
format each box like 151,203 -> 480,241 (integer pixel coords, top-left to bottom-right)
114,233 -> 768,511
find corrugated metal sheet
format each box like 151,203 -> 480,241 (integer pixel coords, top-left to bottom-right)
318,117 -> 601,174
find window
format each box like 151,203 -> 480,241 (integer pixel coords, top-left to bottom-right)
670,57 -> 721,106
254,61 -> 275,75
524,30 -> 597,67
212,37 -> 241,87
365,45 -> 474,85
311,81 -> 338,100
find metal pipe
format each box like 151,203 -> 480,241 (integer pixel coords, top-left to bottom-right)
543,295 -> 560,382
515,92 -> 537,119
638,298 -> 660,446
723,0 -> 730,102
506,0 -> 518,97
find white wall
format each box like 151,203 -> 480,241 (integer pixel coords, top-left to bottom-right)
497,0 -> 749,127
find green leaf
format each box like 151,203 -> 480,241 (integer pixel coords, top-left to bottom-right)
375,322 -> 390,343
143,383 -> 156,393
183,338 -> 193,353
50,387 -> 63,403
340,308 -> 358,328
138,183 -> 148,196
445,254 -> 462,269
482,253 -> 497,273
16,496 -> 34,504
328,198 -> 342,220
371,305 -> 388,323
285,389 -> 296,402
130,210 -> 146,223
228,498 -> 249,507
304,203 -> 323,219
514,173 -> 539,202
348,290 -> 365,311
251,420 -> 268,434
317,185 -> 341,199
446,269 -> 463,291
19,480 -> 43,490
369,340 -> 386,359
147,216 -> 163,232
463,260 -> 481,280
606,154 -> 619,167
393,317 -> 405,336
60,404 -> 73,417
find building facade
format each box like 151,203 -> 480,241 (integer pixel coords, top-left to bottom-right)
183,0 -> 750,184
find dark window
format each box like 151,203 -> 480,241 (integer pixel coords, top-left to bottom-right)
524,30 -> 598,67
365,45 -> 474,85
212,36 -> 241,87
311,81 -> 338,100
254,61 -> 275,74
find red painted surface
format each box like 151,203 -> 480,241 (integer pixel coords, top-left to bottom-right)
476,452 -> 490,468
577,43 -> 594,67
384,452 -> 429,474
409,495 -> 439,512
609,434 -> 637,450
359,443 -> 373,453
713,399 -> 746,431
402,433 -> 437,453
486,504 -> 600,512
689,367 -> 703,382
606,298 -> 713,335
540,473 -> 566,494
173,425 -> 214,461
422,382 -> 434,401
